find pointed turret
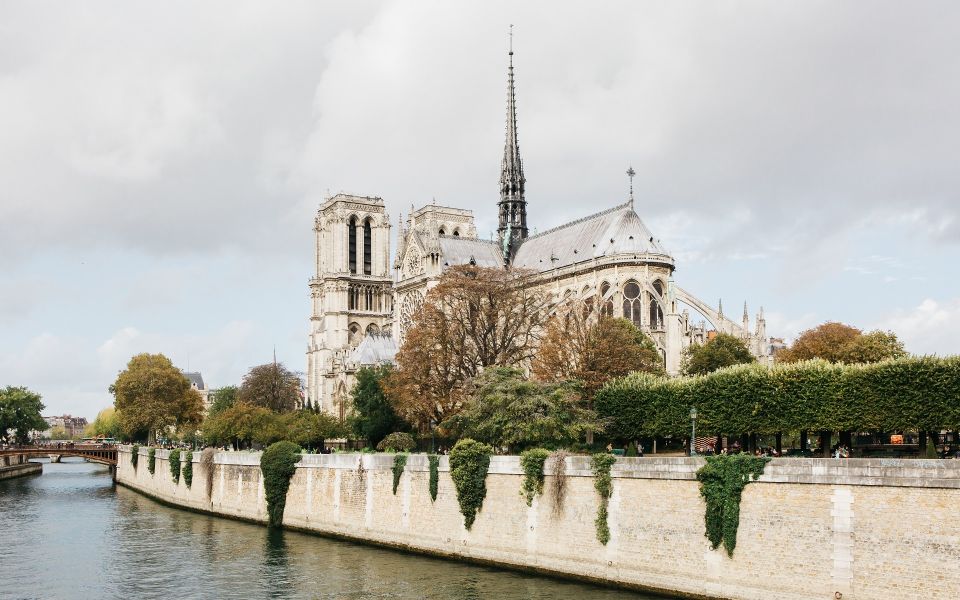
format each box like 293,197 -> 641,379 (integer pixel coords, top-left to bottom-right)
498,26 -> 527,262
742,301 -> 750,336
718,299 -> 724,319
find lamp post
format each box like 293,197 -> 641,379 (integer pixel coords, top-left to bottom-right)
689,407 -> 698,456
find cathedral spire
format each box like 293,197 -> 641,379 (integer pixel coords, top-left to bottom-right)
498,24 -> 527,261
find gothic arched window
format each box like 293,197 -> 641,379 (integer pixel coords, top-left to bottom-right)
600,282 -> 614,316
348,322 -> 361,346
366,323 -> 380,336
649,280 -> 665,329
453,229 -> 460,237
439,228 -> 446,236
363,218 -> 372,275
348,216 -> 358,274
623,280 -> 642,328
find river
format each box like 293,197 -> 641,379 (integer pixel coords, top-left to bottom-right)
0,459 -> 659,600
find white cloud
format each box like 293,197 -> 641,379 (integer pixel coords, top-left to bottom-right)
873,298 -> 960,356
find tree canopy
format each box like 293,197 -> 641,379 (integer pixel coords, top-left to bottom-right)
682,333 -> 755,375
777,322 -> 906,364
86,407 -> 121,439
0,386 -> 47,444
208,386 -> 239,416
238,363 -> 301,413
111,353 -> 204,443
350,365 -> 407,448
203,403 -> 344,450
447,367 -> 602,453
386,265 -> 548,431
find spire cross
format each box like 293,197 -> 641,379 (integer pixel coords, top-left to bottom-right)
626,166 -> 636,207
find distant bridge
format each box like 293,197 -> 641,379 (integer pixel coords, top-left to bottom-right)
0,444 -> 117,466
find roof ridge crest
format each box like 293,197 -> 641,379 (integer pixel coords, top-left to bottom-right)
522,201 -> 632,241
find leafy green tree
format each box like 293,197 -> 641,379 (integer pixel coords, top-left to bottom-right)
350,365 -> 408,448
280,410 -> 345,450
778,322 -> 908,364
238,363 -> 301,413
47,426 -> 71,440
208,386 -> 239,416
839,331 -> 907,363
111,353 -> 205,443
202,402 -> 273,450
86,407 -> 122,439
449,367 -> 603,453
0,386 -> 48,444
682,333 -> 755,376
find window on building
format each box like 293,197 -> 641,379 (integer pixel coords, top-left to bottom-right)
348,216 -> 358,274
439,228 -> 446,236
600,282 -> 614,316
623,280 -> 642,328
649,280 -> 664,329
363,219 -> 372,275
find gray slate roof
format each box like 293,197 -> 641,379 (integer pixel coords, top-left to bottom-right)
439,236 -> 504,268
512,203 -> 669,271
349,333 -> 397,366
183,372 -> 205,390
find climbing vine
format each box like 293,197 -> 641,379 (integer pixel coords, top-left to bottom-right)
169,449 -> 181,484
427,454 -> 439,502
130,444 -> 140,470
260,441 -> 302,527
520,448 -> 550,506
201,448 -> 216,500
449,438 -> 492,530
696,454 -> 769,556
550,450 -> 569,515
183,451 -> 193,488
591,453 -> 617,545
147,447 -> 156,475
391,453 -> 408,495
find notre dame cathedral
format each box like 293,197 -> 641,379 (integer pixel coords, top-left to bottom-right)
306,47 -> 776,418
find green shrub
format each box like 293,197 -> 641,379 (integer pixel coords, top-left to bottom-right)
147,447 -> 156,475
376,432 -> 416,452
519,448 -> 550,506
696,454 -> 769,556
449,438 -> 492,530
591,453 -> 616,545
391,453 -> 408,495
131,444 -> 140,470
183,451 -> 193,488
169,449 -> 181,484
428,454 -> 440,502
260,441 -> 302,527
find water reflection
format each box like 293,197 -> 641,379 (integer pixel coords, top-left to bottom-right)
1,459 -> 659,599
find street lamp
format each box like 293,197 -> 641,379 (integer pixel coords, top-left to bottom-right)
689,407 -> 698,456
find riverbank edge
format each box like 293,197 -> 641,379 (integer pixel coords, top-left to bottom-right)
115,477 -> 694,600
0,461 -> 42,480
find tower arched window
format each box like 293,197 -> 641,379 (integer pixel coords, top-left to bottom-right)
600,282 -> 614,316
439,228 -> 446,236
623,280 -> 642,328
363,218 -> 372,275
453,229 -> 460,237
649,280 -> 664,329
348,216 -> 358,274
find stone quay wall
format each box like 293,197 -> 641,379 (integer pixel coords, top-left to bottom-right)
116,447 -> 960,600
0,454 -> 42,480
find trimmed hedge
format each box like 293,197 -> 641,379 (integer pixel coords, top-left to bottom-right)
596,357 -> 960,438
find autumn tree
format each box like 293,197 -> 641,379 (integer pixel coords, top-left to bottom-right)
350,365 -> 408,448
385,265 -> 548,431
208,386 -> 239,416
448,367 -> 602,453
86,407 -> 122,439
682,333 -> 755,376
238,362 -> 301,413
777,322 -> 906,364
111,353 -> 204,443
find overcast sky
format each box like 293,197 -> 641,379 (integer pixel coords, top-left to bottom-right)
2,1 -> 958,419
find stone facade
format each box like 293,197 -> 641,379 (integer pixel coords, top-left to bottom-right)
117,448 -> 960,600
305,48 -> 777,413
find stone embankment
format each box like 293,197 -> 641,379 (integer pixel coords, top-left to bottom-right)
116,447 -> 960,600
0,453 -> 42,480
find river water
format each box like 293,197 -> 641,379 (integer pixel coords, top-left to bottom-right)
0,459 -> 659,600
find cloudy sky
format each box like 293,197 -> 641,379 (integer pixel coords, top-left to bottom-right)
2,1 -> 958,419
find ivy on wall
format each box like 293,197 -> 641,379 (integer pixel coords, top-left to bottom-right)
428,454 -> 440,502
183,451 -> 193,488
260,441 -> 301,527
449,439 -> 492,530
169,449 -> 181,484
696,454 -> 769,556
391,453 -> 408,495
549,450 -> 569,515
130,444 -> 140,470
519,448 -> 550,506
147,447 -> 156,475
591,453 -> 616,545
201,448 -> 216,500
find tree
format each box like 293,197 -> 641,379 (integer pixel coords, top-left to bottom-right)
386,265 -> 548,431
202,402 -> 274,450
111,353 -> 205,443
350,365 -> 407,447
778,322 -> 907,364
0,386 -> 48,444
280,410 -> 346,450
87,407 -> 121,439
448,367 -> 603,453
238,362 -> 301,413
682,333 -> 755,376
48,426 -> 71,440
533,313 -> 664,408
208,386 -> 239,416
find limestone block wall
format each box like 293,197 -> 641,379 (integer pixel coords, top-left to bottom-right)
115,449 -> 960,600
